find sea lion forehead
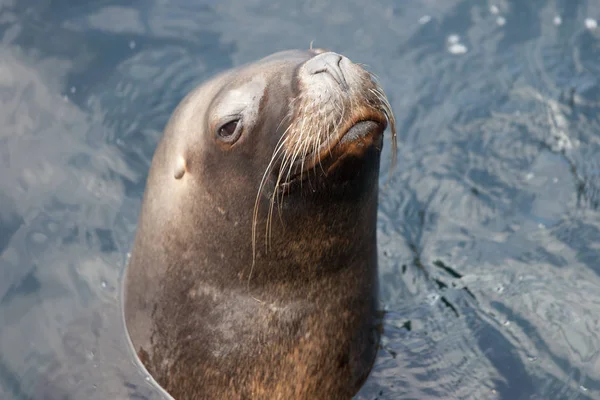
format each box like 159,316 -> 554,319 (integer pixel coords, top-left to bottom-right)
213,50 -> 311,102
228,49 -> 316,86
210,74 -> 268,123
204,50 -> 315,109
254,49 -> 316,66
208,53 -> 312,124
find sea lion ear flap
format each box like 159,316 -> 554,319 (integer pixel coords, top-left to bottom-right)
173,156 -> 187,180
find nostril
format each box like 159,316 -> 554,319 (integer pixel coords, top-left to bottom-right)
305,52 -> 349,89
311,67 -> 328,75
308,54 -> 342,74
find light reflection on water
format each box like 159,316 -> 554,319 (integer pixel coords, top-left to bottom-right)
0,0 -> 599,399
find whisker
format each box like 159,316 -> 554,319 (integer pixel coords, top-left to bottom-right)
250,122 -> 294,289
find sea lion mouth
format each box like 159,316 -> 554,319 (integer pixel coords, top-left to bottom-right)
282,111 -> 388,186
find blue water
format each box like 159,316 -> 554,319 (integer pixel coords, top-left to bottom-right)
1,0 -> 600,399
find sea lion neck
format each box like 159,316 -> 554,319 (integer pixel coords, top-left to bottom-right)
168,170 -> 380,290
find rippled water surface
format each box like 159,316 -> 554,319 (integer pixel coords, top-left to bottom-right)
1,0 -> 600,399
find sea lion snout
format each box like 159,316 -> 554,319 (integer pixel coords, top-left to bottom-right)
300,51 -> 371,94
280,51 -> 395,186
304,51 -> 349,90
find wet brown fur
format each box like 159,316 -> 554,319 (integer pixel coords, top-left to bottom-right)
123,49 -> 394,400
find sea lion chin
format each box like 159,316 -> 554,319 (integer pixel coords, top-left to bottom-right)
122,48 -> 396,400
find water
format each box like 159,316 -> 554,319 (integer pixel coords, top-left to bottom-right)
0,0 -> 599,399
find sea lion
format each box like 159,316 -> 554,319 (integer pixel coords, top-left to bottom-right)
122,48 -> 396,400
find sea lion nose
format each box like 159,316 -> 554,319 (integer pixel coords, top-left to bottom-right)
305,52 -> 349,90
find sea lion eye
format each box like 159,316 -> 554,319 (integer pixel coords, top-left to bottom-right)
217,119 -> 241,143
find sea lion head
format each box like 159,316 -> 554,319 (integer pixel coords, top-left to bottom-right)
140,48 -> 395,265
124,48 -> 396,399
